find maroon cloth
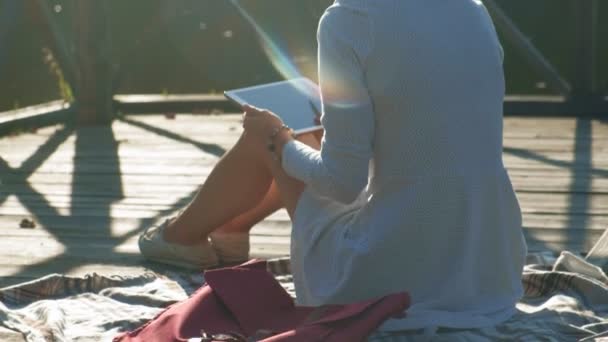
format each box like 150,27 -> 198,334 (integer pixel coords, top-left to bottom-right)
114,260 -> 410,342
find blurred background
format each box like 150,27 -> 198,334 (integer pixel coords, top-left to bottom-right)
0,0 -> 606,112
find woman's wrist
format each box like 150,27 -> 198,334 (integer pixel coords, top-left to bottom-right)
268,124 -> 296,161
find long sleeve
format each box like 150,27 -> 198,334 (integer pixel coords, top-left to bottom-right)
282,4 -> 375,204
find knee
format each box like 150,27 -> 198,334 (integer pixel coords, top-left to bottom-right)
236,132 -> 259,152
234,132 -> 272,164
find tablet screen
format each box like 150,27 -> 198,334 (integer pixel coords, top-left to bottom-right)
224,78 -> 323,134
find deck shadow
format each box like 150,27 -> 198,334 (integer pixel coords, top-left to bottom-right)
503,118 -> 597,253
0,125 -> 128,282
120,117 -> 226,157
1,119 -> 224,286
567,119 -> 592,253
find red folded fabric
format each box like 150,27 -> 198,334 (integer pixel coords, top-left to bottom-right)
114,260 -> 410,342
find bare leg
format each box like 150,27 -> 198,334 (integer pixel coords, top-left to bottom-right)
164,131 -> 319,245
213,181 -> 283,234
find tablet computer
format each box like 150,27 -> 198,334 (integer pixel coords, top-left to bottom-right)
224,77 -> 323,135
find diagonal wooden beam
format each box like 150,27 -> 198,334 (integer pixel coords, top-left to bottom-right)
483,0 -> 572,97
0,101 -> 72,135
0,126 -> 72,206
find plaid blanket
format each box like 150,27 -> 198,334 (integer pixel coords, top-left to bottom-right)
370,252 -> 608,341
0,256 -> 607,341
0,259 -> 293,342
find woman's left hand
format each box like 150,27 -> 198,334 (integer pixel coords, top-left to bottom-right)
242,104 -> 284,149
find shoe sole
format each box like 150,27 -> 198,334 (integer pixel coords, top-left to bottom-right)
138,223 -> 219,270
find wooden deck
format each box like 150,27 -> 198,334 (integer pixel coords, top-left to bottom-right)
0,114 -> 607,288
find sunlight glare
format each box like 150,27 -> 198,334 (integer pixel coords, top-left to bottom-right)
228,0 -> 364,110
228,0 -> 308,88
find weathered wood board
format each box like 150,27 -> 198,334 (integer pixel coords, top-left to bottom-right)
0,114 -> 606,288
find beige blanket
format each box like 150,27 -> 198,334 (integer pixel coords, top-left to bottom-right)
0,256 -> 606,342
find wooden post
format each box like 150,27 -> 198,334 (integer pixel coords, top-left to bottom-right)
572,0 -> 599,99
73,1 -> 113,125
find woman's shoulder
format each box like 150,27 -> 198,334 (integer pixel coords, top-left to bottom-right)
321,0 -> 370,22
318,1 -> 374,62
319,0 -> 371,36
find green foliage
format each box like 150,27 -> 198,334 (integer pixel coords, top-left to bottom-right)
0,0 -> 606,112
41,47 -> 74,103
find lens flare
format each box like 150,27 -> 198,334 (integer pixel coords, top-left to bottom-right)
228,0 -> 304,82
229,0 -> 362,110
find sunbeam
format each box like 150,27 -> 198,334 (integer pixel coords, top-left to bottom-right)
228,0 -> 304,83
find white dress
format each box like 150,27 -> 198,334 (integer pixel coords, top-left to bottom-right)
281,0 -> 527,332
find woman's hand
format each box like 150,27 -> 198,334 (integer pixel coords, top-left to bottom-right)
242,104 -> 285,151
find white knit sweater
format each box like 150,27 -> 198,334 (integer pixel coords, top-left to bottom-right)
282,0 -> 527,331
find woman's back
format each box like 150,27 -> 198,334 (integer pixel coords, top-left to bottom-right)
367,0 -> 506,184
288,0 -> 527,331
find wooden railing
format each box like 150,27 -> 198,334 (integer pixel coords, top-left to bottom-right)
485,0 -> 605,114
0,0 -> 606,133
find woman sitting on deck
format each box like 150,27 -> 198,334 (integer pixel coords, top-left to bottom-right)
139,0 -> 527,337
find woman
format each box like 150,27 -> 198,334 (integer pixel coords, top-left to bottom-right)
140,0 -> 527,336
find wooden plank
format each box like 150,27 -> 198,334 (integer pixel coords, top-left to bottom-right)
0,221 -> 291,241
8,177 -> 606,196
4,114 -> 606,137
3,146 -> 608,162
10,172 -> 608,190
0,101 -> 70,126
7,162 -> 608,176
524,231 -> 601,253
0,114 -> 607,289
2,161 -> 606,179
0,234 -> 288,259
4,199 -> 607,226
1,179 -> 605,203
114,94 -> 238,114
115,94 -> 227,103
3,193 -> 608,216
1,210 -> 606,238
5,138 -> 608,152
0,241 -> 288,290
